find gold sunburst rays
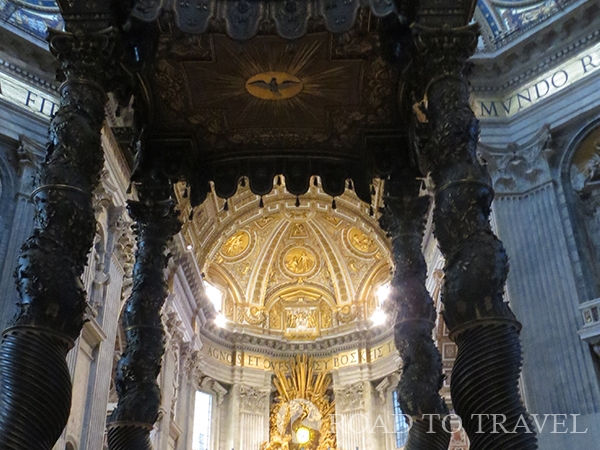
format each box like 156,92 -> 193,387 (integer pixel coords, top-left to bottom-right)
265,354 -> 337,450
273,354 -> 334,413
181,33 -> 363,130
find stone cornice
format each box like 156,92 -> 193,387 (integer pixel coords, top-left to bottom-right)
0,58 -> 57,95
199,321 -> 394,356
472,0 -> 600,94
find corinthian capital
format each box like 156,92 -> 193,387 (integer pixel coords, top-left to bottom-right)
413,24 -> 480,83
48,27 -> 117,87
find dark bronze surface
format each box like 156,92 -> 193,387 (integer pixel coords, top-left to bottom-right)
107,164 -> 182,449
0,23 -> 116,449
0,2 -> 538,448
380,162 -> 449,450
147,11 -> 403,205
410,21 -> 537,449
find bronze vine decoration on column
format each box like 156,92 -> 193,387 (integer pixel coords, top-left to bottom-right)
107,164 -> 182,450
379,169 -> 450,450
410,23 -> 537,449
0,28 -> 116,449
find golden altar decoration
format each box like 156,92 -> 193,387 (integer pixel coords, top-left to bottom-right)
261,355 -> 337,450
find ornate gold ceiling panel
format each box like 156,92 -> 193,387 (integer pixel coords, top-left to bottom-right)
179,179 -> 392,339
153,25 -> 395,153
145,9 -> 405,207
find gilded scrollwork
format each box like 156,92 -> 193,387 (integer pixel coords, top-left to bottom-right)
155,60 -> 186,112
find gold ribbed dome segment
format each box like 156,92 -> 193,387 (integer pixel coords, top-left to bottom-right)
178,179 -> 393,339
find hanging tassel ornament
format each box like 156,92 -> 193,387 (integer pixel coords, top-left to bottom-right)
295,196 -> 300,207
259,196 -> 264,208
332,198 -> 337,210
223,199 -> 229,211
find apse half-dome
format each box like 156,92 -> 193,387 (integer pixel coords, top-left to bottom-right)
180,178 -> 393,341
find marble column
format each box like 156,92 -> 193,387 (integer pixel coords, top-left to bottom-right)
237,385 -> 269,450
479,127 -> 600,449
79,207 -> 132,450
0,27 -> 115,448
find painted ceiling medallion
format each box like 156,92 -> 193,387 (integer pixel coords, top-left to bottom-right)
220,230 -> 251,258
245,72 -> 303,101
284,247 -> 317,275
347,227 -> 377,255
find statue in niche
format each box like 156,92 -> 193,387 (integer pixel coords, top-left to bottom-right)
572,137 -> 600,288
571,139 -> 600,191
581,141 -> 600,185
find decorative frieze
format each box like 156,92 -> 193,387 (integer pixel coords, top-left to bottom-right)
133,0 -> 397,37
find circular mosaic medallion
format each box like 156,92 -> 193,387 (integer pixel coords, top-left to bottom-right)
283,247 -> 317,276
347,227 -> 377,255
220,230 -> 251,259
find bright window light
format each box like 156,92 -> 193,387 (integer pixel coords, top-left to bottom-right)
203,281 -> 223,312
192,391 -> 212,450
370,308 -> 387,326
377,283 -> 391,305
214,313 -> 227,328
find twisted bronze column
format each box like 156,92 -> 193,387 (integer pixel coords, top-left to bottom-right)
380,170 -> 450,450
107,167 -> 181,449
410,24 -> 537,449
0,28 -> 115,449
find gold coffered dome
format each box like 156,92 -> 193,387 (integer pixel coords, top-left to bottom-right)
180,179 -> 393,340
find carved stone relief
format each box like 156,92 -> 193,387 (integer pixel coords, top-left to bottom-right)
335,382 -> 365,412
239,385 -> 268,414
478,125 -> 553,195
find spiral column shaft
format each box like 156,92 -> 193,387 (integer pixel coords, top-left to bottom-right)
0,27 -> 115,449
107,167 -> 182,450
380,170 -> 449,450
410,24 -> 537,450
